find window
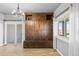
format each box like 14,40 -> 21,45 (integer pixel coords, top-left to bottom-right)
58,18 -> 69,38
58,21 -> 64,36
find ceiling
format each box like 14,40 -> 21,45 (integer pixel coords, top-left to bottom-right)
0,3 -> 60,15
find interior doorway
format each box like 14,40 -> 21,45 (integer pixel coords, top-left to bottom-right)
4,21 -> 24,45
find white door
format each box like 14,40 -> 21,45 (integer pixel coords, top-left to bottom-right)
7,24 -> 15,44
4,21 -> 24,45
17,24 -> 22,43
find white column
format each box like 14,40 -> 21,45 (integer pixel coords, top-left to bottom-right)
53,18 -> 58,49
4,22 -> 7,45
22,15 -> 25,46
22,21 -> 25,46
15,24 -> 17,45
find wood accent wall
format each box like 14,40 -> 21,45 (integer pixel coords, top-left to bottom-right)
23,13 -> 53,48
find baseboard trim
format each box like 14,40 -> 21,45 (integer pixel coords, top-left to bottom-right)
56,49 -> 63,56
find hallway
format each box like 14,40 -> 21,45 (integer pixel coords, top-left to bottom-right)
0,44 -> 60,56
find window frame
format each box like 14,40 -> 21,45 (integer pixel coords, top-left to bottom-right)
64,18 -> 69,38
58,18 -> 69,38
58,21 -> 64,36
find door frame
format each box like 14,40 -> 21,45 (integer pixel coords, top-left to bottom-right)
4,21 -> 25,45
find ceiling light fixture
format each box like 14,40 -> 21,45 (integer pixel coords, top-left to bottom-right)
12,3 -> 24,16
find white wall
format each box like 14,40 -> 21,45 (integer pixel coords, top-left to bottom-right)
54,3 -> 79,56
0,13 -> 4,46
56,36 -> 69,56
53,4 -> 70,56
4,15 -> 24,21
0,14 -> 4,21
69,4 -> 79,56
53,20 -> 58,49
